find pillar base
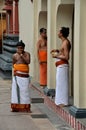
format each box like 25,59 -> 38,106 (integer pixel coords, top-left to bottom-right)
69,106 -> 86,118
43,87 -> 55,98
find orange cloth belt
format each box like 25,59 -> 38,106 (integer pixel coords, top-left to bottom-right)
13,64 -> 29,73
14,73 -> 29,78
38,50 -> 47,62
55,60 -> 68,67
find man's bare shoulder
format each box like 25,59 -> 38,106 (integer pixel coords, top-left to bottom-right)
63,39 -> 70,46
13,53 -> 17,57
63,39 -> 71,50
63,39 -> 70,43
37,39 -> 42,44
24,51 -> 30,56
12,53 -> 18,61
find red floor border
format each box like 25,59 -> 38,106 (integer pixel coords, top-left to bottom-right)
31,84 -> 86,130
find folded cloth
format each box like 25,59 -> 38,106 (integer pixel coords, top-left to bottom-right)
13,64 -> 29,73
38,50 -> 47,62
55,59 -> 68,67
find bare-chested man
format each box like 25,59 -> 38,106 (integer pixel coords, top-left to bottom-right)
11,40 -> 31,112
51,27 -> 71,107
37,28 -> 47,87
13,42 -> 30,66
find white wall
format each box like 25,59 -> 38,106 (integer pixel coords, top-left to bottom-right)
19,0 -> 34,76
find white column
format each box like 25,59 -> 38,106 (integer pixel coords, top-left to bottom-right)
33,0 -> 39,81
47,0 -> 57,89
74,0 -> 86,108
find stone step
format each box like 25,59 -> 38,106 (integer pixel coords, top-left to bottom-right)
0,34 -> 19,79
0,54 -> 12,63
3,45 -> 16,53
31,98 -> 44,103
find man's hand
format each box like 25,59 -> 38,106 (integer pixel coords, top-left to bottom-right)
51,52 -> 59,58
20,53 -> 23,57
50,49 -> 59,54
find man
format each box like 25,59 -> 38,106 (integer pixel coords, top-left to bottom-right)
51,27 -> 71,107
11,40 -> 31,112
37,28 -> 47,88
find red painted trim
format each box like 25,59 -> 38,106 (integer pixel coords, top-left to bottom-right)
3,5 -> 12,10
13,0 -> 19,34
31,84 -> 86,129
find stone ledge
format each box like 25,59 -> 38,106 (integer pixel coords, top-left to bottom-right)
3,40 -> 18,47
0,59 -> 12,71
69,106 -> 86,118
31,81 -> 86,129
31,98 -> 44,103
43,87 -> 55,98
3,45 -> 16,53
0,69 -> 12,79
0,54 -> 12,63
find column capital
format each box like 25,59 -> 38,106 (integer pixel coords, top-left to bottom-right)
5,0 -> 13,5
13,0 -> 19,2
3,0 -> 12,11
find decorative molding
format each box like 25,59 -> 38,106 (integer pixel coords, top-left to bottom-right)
13,0 -> 19,2
5,0 -> 13,5
69,106 -> 86,118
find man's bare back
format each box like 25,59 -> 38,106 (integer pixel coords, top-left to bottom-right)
59,39 -> 71,61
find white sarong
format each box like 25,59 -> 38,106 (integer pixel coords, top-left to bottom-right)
11,76 -> 31,104
55,63 -> 69,105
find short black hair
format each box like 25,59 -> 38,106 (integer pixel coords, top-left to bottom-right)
60,27 -> 69,38
40,28 -> 47,34
17,40 -> 25,48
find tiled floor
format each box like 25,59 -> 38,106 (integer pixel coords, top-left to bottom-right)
0,77 -> 74,130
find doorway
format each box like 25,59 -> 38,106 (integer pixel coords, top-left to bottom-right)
0,13 -> 6,53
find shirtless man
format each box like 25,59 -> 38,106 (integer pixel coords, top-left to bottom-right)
51,27 -> 71,107
11,40 -> 31,112
37,28 -> 47,63
37,28 -> 47,87
51,27 -> 71,61
13,40 -> 30,66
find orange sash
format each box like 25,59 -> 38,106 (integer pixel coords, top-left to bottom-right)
38,50 -> 47,62
11,104 -> 31,112
13,64 -> 29,73
55,60 -> 68,67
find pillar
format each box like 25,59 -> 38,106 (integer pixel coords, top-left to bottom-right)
33,0 -> 40,81
13,0 -> 19,34
47,0 -> 57,89
3,0 -> 13,34
69,0 -> 86,118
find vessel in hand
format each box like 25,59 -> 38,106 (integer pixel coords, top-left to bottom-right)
50,49 -> 59,58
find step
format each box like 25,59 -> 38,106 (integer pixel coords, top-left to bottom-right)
31,98 -> 44,103
31,81 -> 86,130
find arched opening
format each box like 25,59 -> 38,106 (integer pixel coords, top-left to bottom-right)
38,11 -> 47,32
56,4 -> 74,105
0,13 -> 6,53
41,0 -> 47,11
